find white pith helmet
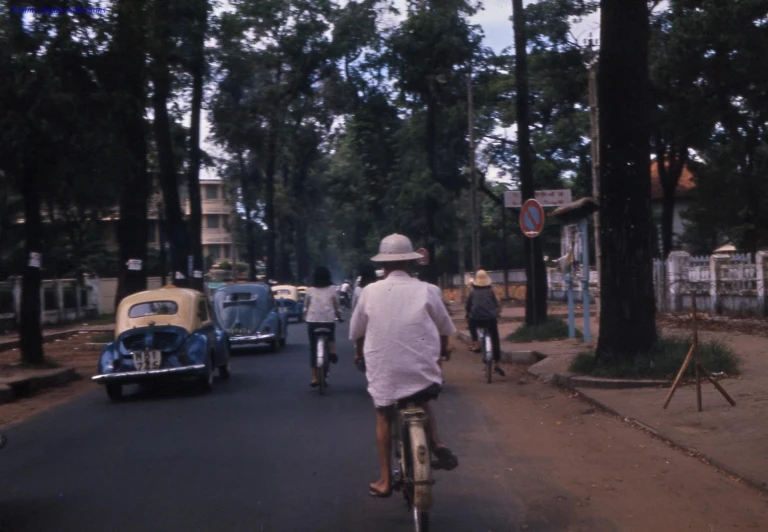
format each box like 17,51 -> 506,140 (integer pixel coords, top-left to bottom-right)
371,233 -> 423,262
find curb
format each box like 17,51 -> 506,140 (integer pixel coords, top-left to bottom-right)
556,374 -> 670,390
455,330 -> 542,365
0,384 -> 12,403
560,385 -> 768,495
0,367 -> 79,404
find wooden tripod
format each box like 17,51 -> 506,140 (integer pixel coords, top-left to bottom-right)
663,296 -> 736,411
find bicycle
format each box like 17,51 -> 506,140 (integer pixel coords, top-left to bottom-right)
391,394 -> 435,531
478,326 -> 493,384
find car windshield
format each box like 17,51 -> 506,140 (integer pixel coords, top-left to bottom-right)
128,301 -> 179,318
274,289 -> 293,297
213,289 -> 269,332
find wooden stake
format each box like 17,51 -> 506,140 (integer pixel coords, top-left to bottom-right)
693,297 -> 702,412
699,362 -> 737,407
663,343 -> 695,409
663,293 -> 737,410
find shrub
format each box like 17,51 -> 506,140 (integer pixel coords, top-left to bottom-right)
506,318 -> 581,342
568,336 -> 740,379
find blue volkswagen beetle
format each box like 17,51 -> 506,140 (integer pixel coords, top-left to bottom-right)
212,283 -> 288,352
92,286 -> 231,402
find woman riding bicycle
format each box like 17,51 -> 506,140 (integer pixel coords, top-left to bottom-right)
466,270 -> 505,377
303,266 -> 343,387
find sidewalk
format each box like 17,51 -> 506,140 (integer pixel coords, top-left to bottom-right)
451,300 -> 768,493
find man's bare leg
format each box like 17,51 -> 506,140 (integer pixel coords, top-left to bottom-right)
370,408 -> 393,493
424,403 -> 442,448
425,403 -> 459,470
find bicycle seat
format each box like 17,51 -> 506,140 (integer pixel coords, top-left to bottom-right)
314,327 -> 332,334
394,384 -> 441,410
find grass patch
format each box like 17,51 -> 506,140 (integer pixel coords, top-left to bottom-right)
506,318 -> 581,343
569,336 -> 740,379
91,332 -> 114,343
18,358 -> 61,370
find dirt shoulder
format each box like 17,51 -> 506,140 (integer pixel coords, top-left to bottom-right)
0,332 -> 106,429
443,341 -> 768,530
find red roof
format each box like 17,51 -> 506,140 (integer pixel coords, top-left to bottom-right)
650,159 -> 696,201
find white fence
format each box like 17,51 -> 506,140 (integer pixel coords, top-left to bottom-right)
0,277 -> 100,329
658,251 -> 767,316
451,252 -> 768,316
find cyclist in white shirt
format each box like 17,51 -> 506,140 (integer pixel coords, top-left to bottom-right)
351,263 -> 378,313
349,233 -> 459,498
303,266 -> 343,387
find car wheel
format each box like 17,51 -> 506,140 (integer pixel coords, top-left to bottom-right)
218,361 -> 231,380
106,383 -> 123,402
198,352 -> 214,391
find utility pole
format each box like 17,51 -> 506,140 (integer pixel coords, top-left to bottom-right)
587,42 -> 602,317
467,63 -> 480,272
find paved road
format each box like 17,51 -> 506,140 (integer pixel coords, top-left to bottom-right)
0,321 -> 526,532
3,320 -> 768,532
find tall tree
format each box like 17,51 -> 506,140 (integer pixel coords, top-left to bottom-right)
512,0 -> 547,325
386,0 -> 481,283
151,0 -> 190,286
649,2 -> 708,258
0,6 -> 57,364
596,0 -> 658,362
112,0 -> 150,305
182,0 -> 210,290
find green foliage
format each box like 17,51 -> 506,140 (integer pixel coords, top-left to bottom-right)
570,336 -> 740,379
506,318 -> 580,342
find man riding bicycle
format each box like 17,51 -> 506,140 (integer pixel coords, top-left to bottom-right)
349,233 -> 459,498
466,269 -> 505,377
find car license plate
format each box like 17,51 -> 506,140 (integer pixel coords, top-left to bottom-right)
132,350 -> 162,371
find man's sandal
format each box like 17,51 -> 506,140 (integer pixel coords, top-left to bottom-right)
431,446 -> 459,471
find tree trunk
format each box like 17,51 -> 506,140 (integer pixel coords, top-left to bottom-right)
186,0 -> 208,291
19,170 -> 44,365
264,122 -> 278,281
512,0 -> 547,326
295,220 -> 310,284
114,0 -> 149,306
655,142 -> 688,258
596,0 -> 658,363
152,0 -> 190,287
187,0 -> 208,291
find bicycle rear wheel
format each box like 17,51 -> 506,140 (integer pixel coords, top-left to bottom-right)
413,507 -> 429,532
407,419 -> 432,514
483,333 -> 492,384
317,338 -> 326,395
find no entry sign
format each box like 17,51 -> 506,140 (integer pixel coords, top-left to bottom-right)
520,199 -> 545,238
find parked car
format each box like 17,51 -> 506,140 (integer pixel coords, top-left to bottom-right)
214,283 -> 288,351
92,286 -> 231,402
271,284 -> 304,323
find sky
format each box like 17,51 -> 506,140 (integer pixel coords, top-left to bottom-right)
198,0 -> 602,181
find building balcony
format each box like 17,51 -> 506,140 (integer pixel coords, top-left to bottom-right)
202,228 -> 235,245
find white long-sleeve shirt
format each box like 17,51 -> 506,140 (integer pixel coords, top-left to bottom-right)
349,270 -> 456,408
303,286 -> 339,323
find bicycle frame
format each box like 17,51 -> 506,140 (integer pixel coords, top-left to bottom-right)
392,402 -> 433,530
